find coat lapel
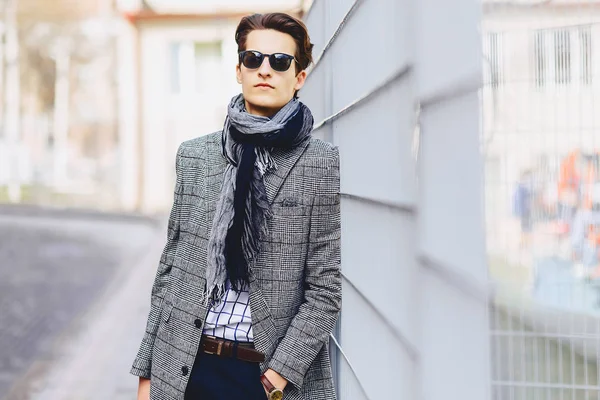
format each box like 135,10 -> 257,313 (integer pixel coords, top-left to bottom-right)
206,134 -> 310,206
263,139 -> 310,204
204,134 -> 227,240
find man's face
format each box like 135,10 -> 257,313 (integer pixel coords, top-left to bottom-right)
236,29 -> 307,117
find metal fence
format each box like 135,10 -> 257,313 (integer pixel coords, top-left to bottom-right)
482,1 -> 600,399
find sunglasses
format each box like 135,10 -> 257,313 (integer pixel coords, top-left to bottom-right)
238,50 -> 298,72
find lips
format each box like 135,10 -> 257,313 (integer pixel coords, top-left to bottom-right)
255,83 -> 274,89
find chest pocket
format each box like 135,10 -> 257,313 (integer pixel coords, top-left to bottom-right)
267,197 -> 310,245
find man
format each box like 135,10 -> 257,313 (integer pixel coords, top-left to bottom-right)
131,12 -> 342,400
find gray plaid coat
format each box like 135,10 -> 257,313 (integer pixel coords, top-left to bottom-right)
130,131 -> 342,400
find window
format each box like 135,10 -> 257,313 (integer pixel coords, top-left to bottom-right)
194,42 -> 223,94
484,32 -> 503,88
533,30 -> 546,87
169,41 -> 222,94
533,27 -> 592,87
553,29 -> 571,84
579,26 -> 592,85
488,32 -> 502,88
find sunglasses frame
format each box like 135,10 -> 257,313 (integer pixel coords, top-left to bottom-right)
238,50 -> 299,72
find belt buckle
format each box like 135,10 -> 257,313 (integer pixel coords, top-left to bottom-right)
204,336 -> 223,356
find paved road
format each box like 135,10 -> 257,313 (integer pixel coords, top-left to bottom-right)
0,207 -> 163,400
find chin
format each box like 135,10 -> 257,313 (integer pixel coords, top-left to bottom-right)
246,94 -> 286,112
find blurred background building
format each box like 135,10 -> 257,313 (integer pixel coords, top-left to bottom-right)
482,0 -> 600,256
0,0 -> 120,209
116,0 -> 306,212
482,1 -> 600,399
0,0 -> 307,213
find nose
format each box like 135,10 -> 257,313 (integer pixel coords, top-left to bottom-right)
257,55 -> 272,78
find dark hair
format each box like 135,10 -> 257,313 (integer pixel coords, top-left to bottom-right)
235,13 -> 314,94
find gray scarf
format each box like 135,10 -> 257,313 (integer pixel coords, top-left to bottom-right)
205,93 -> 314,306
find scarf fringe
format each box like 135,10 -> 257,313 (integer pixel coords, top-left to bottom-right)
204,282 -> 226,308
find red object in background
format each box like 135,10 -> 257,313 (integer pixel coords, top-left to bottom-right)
558,150 -> 599,212
558,151 -> 581,205
556,221 -> 570,235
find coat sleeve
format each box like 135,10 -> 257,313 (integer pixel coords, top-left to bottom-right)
267,146 -> 342,390
130,143 -> 184,379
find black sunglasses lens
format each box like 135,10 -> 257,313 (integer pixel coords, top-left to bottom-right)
242,51 -> 263,69
269,54 -> 293,72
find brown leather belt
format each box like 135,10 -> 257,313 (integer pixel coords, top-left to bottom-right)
200,335 -> 265,363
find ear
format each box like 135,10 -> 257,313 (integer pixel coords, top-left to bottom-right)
236,64 -> 242,84
294,70 -> 307,91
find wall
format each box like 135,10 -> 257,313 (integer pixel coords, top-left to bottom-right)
302,1 -> 489,399
116,2 -> 305,212
140,0 -> 303,14
138,20 -> 240,212
118,17 -> 250,212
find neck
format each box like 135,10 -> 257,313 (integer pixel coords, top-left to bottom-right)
244,99 -> 280,118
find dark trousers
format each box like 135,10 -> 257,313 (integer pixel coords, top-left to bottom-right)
184,343 -> 266,400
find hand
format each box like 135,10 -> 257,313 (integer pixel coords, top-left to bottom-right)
137,377 -> 150,400
261,369 -> 288,394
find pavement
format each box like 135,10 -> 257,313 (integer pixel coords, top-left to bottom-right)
0,206 -> 166,400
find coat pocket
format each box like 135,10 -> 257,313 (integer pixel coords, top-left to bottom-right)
162,301 -> 174,323
267,203 -> 309,244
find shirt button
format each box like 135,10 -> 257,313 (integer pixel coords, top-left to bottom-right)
194,319 -> 202,328
182,366 -> 189,376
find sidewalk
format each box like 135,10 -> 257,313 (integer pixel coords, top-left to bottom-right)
4,222 -> 166,400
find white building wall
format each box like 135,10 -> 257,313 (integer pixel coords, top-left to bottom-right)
481,6 -> 600,255
142,0 -> 303,14
136,21 -> 242,212
116,20 -> 140,211
415,2 -> 488,397
116,0 -> 303,13
482,8 -> 600,182
119,18 -> 278,212
303,0 -> 489,399
116,1 -> 304,212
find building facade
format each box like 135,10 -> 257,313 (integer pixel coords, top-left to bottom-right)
115,0 -> 305,212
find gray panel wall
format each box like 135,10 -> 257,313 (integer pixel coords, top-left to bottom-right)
302,1 -> 490,399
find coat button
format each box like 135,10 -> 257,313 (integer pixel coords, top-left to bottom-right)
194,319 -> 202,328
182,366 -> 189,376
